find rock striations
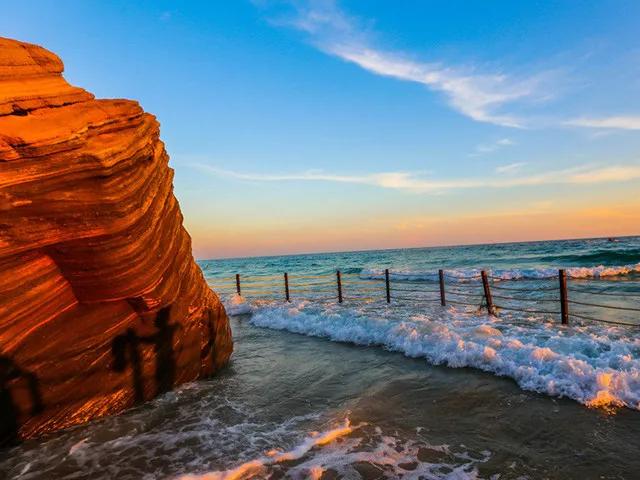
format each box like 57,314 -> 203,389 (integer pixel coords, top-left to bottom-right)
0,37 -> 232,444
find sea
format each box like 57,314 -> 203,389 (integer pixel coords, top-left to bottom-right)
2,236 -> 640,479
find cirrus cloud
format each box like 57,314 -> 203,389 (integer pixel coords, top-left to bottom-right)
192,162 -> 640,194
565,116 -> 640,130
267,0 -> 556,128
262,1 -> 640,132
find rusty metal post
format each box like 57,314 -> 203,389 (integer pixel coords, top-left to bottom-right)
481,270 -> 495,315
439,269 -> 446,306
284,272 -> 290,302
385,268 -> 391,303
336,270 -> 343,303
235,273 -> 241,296
559,269 -> 569,325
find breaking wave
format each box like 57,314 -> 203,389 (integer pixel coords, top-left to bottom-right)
228,298 -> 640,411
360,262 -> 640,282
224,294 -> 252,316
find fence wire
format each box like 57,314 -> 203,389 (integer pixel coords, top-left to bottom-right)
211,268 -> 640,328
495,305 -> 561,315
569,287 -> 640,298
569,312 -> 640,328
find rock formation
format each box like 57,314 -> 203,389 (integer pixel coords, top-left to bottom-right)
0,37 -> 232,444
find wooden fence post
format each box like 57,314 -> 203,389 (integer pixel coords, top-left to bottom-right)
439,269 -> 446,306
385,268 -> 391,303
284,272 -> 290,302
481,270 -> 495,315
336,270 -> 343,303
235,273 -> 241,296
559,269 -> 569,325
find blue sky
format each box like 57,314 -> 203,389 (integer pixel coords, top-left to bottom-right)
3,0 -> 640,258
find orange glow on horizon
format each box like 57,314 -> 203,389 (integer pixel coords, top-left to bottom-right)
187,202 -> 640,259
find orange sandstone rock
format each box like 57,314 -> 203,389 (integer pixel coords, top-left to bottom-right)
0,37 -> 232,443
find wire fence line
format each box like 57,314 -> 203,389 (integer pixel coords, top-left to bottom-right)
208,268 -> 640,328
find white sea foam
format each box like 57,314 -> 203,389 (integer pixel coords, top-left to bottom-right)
361,268 -> 479,283
223,294 -> 252,316
67,437 -> 89,456
247,300 -> 640,411
178,418 -> 355,480
565,263 -> 640,279
3,389 -> 331,480
360,262 -> 640,282
178,419 -> 489,480
282,428 -> 489,480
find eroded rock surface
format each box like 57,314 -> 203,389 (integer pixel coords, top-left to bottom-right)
0,37 -> 232,443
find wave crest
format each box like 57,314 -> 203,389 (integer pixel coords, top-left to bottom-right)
360,262 -> 640,282
245,301 -> 640,411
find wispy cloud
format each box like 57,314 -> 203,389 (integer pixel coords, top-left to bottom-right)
193,162 -> 640,194
471,138 -> 516,156
269,1 -> 554,128
262,2 -> 640,132
495,162 -> 526,174
326,47 -> 540,128
565,116 -> 640,130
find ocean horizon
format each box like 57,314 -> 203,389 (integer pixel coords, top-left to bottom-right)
198,233 -> 640,262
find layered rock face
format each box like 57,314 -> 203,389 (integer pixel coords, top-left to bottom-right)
0,37 -> 232,443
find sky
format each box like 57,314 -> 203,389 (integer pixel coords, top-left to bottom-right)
3,0 -> 640,259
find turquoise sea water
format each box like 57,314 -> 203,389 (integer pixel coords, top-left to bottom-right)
200,235 -> 640,283
201,236 -> 640,326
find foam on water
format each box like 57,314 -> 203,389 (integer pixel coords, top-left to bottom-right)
178,419 -> 355,480
360,262 -> 640,282
1,387 -> 331,480
223,294 -> 252,315
178,420 -> 490,480
281,430 -> 491,480
4,394 -> 492,480
233,299 -> 640,411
